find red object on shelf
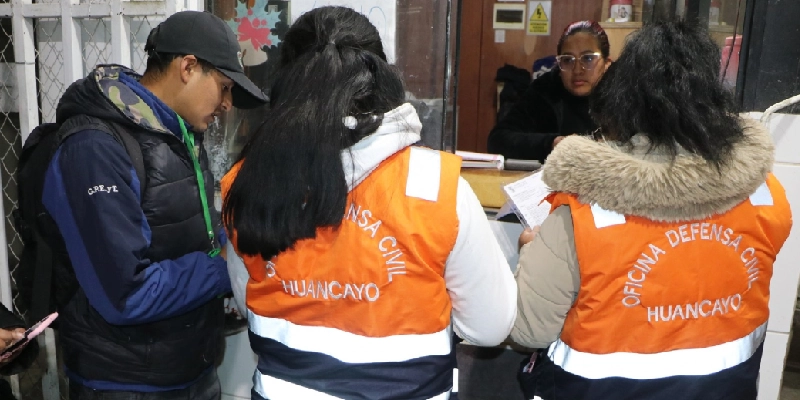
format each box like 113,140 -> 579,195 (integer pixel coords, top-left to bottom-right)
720,35 -> 742,89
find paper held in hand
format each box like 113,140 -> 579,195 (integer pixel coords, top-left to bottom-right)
501,170 -> 552,228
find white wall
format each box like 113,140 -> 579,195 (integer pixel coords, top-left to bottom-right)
219,330 -> 257,400
752,112 -> 800,400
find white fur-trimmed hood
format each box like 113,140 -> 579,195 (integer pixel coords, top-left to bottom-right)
542,119 -> 775,222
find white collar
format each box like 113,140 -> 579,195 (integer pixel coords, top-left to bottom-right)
342,103 -> 422,191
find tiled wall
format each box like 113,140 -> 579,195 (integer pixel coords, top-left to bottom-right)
219,330 -> 257,399
751,112 -> 800,400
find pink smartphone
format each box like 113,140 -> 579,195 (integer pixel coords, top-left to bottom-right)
0,312 -> 58,361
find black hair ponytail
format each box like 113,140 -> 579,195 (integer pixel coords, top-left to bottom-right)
223,6 -> 405,260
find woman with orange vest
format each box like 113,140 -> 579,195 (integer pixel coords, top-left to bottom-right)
511,20 -> 792,400
220,6 -> 517,400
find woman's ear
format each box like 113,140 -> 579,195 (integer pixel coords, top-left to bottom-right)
603,59 -> 613,72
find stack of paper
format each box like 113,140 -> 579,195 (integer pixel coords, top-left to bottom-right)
456,150 -> 505,170
500,170 -> 552,228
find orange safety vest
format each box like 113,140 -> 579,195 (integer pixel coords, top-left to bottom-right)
221,146 -> 462,400
544,173 -> 792,380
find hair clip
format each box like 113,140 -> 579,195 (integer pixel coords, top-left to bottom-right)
343,116 -> 358,129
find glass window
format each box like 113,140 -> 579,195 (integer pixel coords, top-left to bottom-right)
707,0 -> 746,92
203,0 -> 458,192
642,0 -> 746,91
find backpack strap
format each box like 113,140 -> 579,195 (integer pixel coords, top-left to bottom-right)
114,124 -> 147,196
28,230 -> 54,324
25,117 -> 146,324
58,116 -> 147,197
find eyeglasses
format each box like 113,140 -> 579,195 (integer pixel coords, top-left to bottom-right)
556,53 -> 603,71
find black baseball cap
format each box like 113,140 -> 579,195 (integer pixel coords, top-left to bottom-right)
145,11 -> 268,109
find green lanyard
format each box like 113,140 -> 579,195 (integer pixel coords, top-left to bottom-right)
177,115 -> 220,257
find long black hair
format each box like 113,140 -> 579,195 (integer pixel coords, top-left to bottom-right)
589,19 -> 743,165
223,6 -> 406,260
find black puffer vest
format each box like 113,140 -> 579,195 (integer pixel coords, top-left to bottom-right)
55,66 -> 225,387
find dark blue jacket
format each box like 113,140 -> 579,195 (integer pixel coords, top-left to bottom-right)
44,65 -> 231,391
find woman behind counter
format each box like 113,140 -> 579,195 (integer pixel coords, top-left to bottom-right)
488,21 -> 611,162
512,20 -> 792,400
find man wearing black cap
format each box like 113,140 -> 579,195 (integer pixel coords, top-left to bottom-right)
37,11 -> 266,400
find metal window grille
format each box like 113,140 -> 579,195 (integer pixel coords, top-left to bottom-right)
0,1 -> 200,398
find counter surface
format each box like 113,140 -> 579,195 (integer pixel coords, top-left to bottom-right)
460,168 -> 530,209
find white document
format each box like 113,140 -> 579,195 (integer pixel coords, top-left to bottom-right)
290,0 -> 397,63
502,170 -> 552,228
455,150 -> 504,162
488,220 -> 525,273
456,150 -> 505,169
495,29 -> 506,43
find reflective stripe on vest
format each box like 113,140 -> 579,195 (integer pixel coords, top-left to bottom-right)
254,373 -> 452,400
587,181 -> 777,229
549,322 -> 766,379
750,182 -> 774,206
590,203 -> 626,228
406,147 -> 442,202
248,310 -> 452,363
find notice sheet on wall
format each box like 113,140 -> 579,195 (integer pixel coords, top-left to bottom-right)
291,0 -> 397,62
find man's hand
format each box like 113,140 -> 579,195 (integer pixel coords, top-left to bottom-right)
518,226 -> 541,251
219,245 -> 227,260
553,133 -> 580,148
0,328 -> 24,352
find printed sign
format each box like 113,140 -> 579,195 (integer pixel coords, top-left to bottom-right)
527,1 -> 551,36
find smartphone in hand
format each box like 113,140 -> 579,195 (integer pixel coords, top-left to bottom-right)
0,312 -> 58,362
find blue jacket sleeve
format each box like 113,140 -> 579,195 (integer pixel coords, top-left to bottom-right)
42,130 -> 232,325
